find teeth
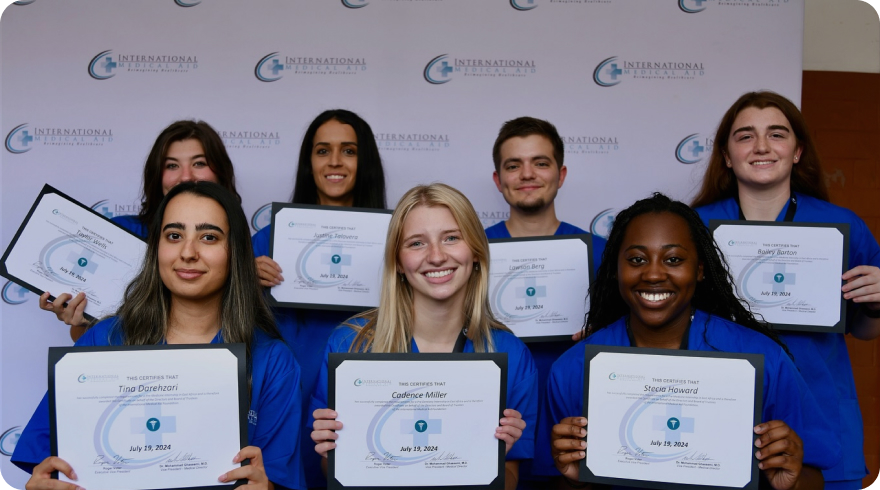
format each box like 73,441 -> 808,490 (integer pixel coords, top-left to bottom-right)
751,161 -> 773,166
326,175 -> 345,181
639,292 -> 671,302
425,269 -> 453,278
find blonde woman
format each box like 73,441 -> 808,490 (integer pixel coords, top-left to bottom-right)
309,183 -> 537,490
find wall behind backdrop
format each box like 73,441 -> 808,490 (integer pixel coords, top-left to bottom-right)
0,1 -> 805,488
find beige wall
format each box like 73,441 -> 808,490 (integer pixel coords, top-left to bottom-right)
805,0 -> 880,73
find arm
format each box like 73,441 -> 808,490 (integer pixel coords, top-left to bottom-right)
842,265 -> 880,340
310,408 -> 341,476
754,420 -> 823,490
550,417 -> 590,490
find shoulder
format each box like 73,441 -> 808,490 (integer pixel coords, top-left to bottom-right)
488,329 -> 529,356
556,222 -> 588,235
693,198 -> 736,224
326,319 -> 366,353
111,215 -> 147,239
484,221 -> 509,239
697,312 -> 786,360
251,225 -> 272,256
795,194 -> 867,224
77,317 -> 123,346
252,330 -> 297,368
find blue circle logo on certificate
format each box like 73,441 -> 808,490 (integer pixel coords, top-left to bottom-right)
146,418 -> 161,431
294,236 -> 352,287
39,236 -> 101,288
736,251 -> 797,308
490,269 -> 547,323
666,417 -> 680,430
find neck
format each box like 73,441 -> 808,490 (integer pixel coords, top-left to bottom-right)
411,295 -> 465,353
629,315 -> 689,350
318,195 -> 354,207
737,186 -> 791,221
504,203 -> 560,237
166,296 -> 222,344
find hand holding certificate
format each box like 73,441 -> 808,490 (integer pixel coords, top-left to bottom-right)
1,185 -> 146,319
48,344 -> 247,490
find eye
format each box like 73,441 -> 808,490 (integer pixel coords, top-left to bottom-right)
164,162 -> 179,170
444,235 -> 460,243
315,148 -> 328,155
536,161 -> 550,167
201,233 -> 219,242
166,232 -> 182,241
504,164 -> 518,171
665,256 -> 683,265
626,256 -> 646,265
193,160 -> 209,168
408,240 -> 423,248
343,147 -> 357,156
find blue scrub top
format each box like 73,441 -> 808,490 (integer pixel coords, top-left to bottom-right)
11,317 -> 306,490
697,193 -> 879,488
532,310 -> 842,486
111,214 -> 148,239
309,319 -> 539,462
252,224 -> 352,488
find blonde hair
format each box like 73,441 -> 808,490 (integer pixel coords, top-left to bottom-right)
349,183 -> 509,353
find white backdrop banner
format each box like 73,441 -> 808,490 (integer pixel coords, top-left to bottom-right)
1,1 -> 804,487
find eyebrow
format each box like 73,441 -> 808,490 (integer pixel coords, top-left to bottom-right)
314,141 -> 358,147
732,124 -> 791,136
402,229 -> 460,242
164,154 -> 206,161
624,244 -> 686,252
162,222 -> 226,234
501,155 -> 552,166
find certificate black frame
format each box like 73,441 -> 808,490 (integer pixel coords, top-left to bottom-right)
267,202 -> 393,312
579,345 -> 764,490
326,352 -> 508,490
487,234 -> 594,343
709,220 -> 849,333
0,183 -> 146,321
48,343 -> 248,490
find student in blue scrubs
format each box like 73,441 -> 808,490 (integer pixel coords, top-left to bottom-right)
250,109 -> 386,489
13,182 -> 305,490
309,184 -> 537,490
537,193 -> 838,490
39,120 -> 242,341
485,117 -> 606,488
691,91 -> 879,489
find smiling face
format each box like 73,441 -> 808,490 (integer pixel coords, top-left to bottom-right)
398,205 -> 476,307
618,211 -> 703,335
158,193 -> 229,306
161,139 -> 219,196
311,119 -> 358,207
725,106 -> 802,193
493,134 -> 567,213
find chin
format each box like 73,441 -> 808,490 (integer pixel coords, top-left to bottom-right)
513,198 -> 547,214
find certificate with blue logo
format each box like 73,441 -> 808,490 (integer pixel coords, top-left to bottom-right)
711,221 -> 848,333
48,344 -> 247,490
268,204 -> 392,311
327,353 -> 506,490
488,235 -> 593,341
0,184 -> 146,319
581,346 -> 763,490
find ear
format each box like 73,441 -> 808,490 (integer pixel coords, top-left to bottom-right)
697,261 -> 705,282
722,151 -> 732,168
557,165 -> 568,189
793,146 -> 803,164
492,171 -> 503,193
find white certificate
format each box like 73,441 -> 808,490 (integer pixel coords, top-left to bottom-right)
268,204 -> 392,311
582,346 -> 762,490
711,221 -> 848,332
488,236 -> 592,341
0,185 -> 146,319
328,354 -> 506,490
49,344 -> 246,490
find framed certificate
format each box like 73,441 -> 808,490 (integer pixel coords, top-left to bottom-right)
268,204 -> 392,311
710,220 -> 849,333
48,344 -> 248,490
0,184 -> 147,319
488,235 -> 593,342
327,353 -> 507,490
580,346 -> 763,490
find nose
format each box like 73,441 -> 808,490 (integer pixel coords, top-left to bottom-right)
427,242 -> 447,265
642,259 -> 665,282
520,162 -> 536,179
180,237 -> 198,261
754,135 -> 770,153
328,149 -> 343,167
179,164 -> 196,182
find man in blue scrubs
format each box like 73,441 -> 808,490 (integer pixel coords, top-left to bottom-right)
485,117 -> 605,489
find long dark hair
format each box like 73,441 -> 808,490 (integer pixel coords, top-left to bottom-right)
692,91 -> 828,208
117,181 -> 279,355
139,120 -> 241,227
587,193 -> 790,357
291,109 -> 386,209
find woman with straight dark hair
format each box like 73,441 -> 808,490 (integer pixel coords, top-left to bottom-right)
536,193 -> 838,490
40,120 -> 241,338
13,181 -> 305,490
693,91 -> 880,488
250,108 -> 387,488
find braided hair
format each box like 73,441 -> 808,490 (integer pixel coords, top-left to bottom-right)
586,193 -> 790,357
